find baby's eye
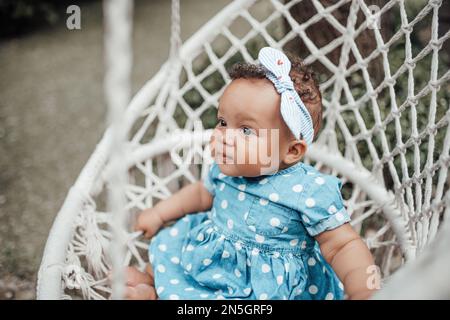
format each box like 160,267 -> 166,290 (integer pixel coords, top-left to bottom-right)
217,119 -> 226,127
241,127 -> 255,136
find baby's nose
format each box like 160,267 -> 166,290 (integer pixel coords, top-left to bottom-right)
222,129 -> 238,146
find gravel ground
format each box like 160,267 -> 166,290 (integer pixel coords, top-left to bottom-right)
0,0 -> 231,299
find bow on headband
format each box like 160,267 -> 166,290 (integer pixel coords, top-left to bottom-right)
258,47 -> 314,145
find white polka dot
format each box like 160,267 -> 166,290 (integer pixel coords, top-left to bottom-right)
243,288 -> 251,295
170,257 -> 180,264
170,279 -> 179,285
255,234 -> 265,243
336,212 -> 345,221
212,274 -> 222,279
222,250 -> 230,258
149,254 -> 154,263
184,287 -> 194,291
259,178 -> 268,185
169,228 -> 178,237
200,293 -> 209,298
203,258 -> 212,266
169,294 -> 179,300
284,263 -> 290,273
283,174 -> 291,177
251,248 -> 259,256
270,217 -> 280,227
234,269 -> 241,278
315,176 -> 325,185
235,241 -> 243,250
309,285 -> 318,294
206,227 -> 213,234
292,184 -> 303,192
216,295 -> 225,300
157,265 -> 166,273
158,244 -> 167,252
156,287 -> 164,294
305,198 -> 315,207
282,226 -> 288,233
238,184 -> 246,191
218,235 -> 225,242
308,257 -> 316,266
338,282 -> 344,290
269,193 -> 279,202
227,219 -> 234,229
186,263 -> 192,271
325,292 -> 334,300
259,293 -> 268,300
262,264 -> 271,273
273,252 -> 280,258
290,239 -> 299,246
307,171 -> 315,175
186,244 -> 194,251
238,192 -> 245,201
302,215 -> 311,223
259,198 -> 269,206
197,233 -> 204,241
328,205 -> 337,214
244,212 -> 249,220
276,275 -> 283,285
221,200 -> 228,209
246,259 -> 252,267
248,225 -> 256,232
301,241 -> 307,249
219,183 -> 225,191
218,173 -> 226,179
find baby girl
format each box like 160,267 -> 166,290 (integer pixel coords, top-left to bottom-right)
122,47 -> 379,300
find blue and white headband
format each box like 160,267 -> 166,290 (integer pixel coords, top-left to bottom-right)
258,47 -> 314,145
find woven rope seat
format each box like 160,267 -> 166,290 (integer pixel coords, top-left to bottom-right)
37,0 -> 450,299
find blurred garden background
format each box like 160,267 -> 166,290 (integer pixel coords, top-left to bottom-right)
0,0 -> 449,299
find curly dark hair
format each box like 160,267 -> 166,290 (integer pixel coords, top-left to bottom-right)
228,52 -> 322,141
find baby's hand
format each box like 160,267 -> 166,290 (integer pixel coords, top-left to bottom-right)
135,208 -> 164,238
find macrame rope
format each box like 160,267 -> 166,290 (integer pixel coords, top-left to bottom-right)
103,0 -> 133,300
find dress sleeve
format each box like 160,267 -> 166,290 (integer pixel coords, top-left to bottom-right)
298,175 -> 351,237
202,161 -> 218,196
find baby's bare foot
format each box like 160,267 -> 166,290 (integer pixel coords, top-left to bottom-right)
125,284 -> 157,300
108,266 -> 154,287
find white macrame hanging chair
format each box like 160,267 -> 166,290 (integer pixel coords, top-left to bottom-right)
37,0 -> 450,300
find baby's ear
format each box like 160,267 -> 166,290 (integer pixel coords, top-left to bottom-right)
282,139 -> 307,165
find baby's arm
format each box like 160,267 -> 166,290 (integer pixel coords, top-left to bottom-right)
136,181 -> 213,237
315,223 -> 380,299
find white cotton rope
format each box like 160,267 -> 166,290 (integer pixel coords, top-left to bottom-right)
103,0 -> 134,300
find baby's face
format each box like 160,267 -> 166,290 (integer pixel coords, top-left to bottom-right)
210,78 -> 299,177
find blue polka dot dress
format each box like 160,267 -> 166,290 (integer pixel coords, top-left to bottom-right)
148,161 -> 351,300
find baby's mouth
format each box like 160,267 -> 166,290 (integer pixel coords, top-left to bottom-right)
217,152 -> 234,163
